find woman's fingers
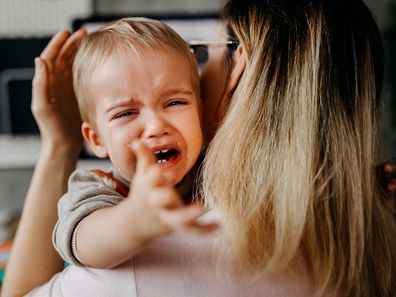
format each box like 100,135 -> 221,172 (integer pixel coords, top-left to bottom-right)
56,29 -> 87,68
388,178 -> 396,192
382,162 -> 396,192
40,30 -> 71,63
31,57 -> 49,114
383,162 -> 395,177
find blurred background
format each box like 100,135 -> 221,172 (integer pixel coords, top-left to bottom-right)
1,0 -> 393,156
0,0 -> 395,275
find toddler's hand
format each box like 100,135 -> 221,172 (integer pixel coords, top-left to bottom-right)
126,140 -> 217,240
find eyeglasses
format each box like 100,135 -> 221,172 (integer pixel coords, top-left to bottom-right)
189,40 -> 240,64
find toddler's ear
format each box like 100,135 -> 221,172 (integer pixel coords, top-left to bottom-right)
81,122 -> 108,158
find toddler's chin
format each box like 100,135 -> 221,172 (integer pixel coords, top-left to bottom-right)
161,171 -> 183,186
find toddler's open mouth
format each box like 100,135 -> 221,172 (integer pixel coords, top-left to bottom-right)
154,149 -> 180,164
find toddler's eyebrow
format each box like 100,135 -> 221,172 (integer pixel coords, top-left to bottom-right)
104,88 -> 195,114
158,87 -> 194,98
105,97 -> 138,113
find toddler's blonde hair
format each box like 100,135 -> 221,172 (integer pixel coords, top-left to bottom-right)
73,17 -> 199,123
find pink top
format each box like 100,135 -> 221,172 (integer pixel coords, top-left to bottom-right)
26,212 -> 314,297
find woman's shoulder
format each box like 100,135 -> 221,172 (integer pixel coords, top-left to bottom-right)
25,261 -> 136,297
132,211 -> 314,297
26,211 -> 314,297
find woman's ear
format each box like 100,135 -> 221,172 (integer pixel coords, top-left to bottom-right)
81,122 -> 108,158
226,44 -> 247,94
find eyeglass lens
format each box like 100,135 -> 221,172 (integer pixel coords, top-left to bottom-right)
191,45 -> 209,64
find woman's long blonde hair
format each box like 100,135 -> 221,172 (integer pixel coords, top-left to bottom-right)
202,0 -> 396,296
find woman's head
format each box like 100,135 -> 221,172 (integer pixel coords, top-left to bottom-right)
202,0 -> 395,296
223,0 -> 384,107
199,26 -> 243,143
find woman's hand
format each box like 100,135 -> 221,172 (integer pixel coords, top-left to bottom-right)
32,29 -> 87,156
2,30 -> 88,297
377,162 -> 396,208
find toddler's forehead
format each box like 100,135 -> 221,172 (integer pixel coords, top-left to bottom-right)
87,45 -> 199,95
138,45 -> 200,98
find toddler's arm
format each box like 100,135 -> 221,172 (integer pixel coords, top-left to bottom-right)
73,141 -> 216,269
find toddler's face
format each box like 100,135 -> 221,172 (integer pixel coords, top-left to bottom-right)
85,47 -> 202,184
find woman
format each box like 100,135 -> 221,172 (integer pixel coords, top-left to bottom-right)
2,0 -> 395,296
202,1 -> 396,296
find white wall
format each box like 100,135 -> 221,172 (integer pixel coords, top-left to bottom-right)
0,0 -> 92,37
95,0 -> 394,28
95,0 -> 223,14
0,0 -> 393,36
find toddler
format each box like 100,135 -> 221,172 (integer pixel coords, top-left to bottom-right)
53,17 -> 212,269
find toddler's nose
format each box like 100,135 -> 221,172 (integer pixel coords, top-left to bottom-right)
142,112 -> 170,138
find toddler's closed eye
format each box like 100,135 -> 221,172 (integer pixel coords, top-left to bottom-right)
165,100 -> 188,108
114,110 -> 138,119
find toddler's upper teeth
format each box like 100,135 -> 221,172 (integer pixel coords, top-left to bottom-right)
154,149 -> 170,155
